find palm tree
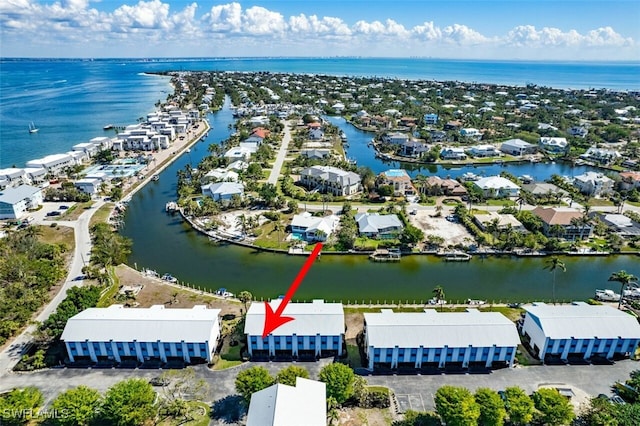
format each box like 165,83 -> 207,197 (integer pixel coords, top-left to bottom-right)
273,222 -> 284,248
609,270 -> 638,310
544,256 -> 566,304
238,290 -> 253,312
432,285 -> 445,312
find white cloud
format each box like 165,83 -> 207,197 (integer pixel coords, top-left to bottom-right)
204,2 -> 242,32
0,1 -> 636,59
505,25 -> 632,48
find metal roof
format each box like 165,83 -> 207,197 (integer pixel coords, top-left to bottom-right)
61,305 -> 221,343
364,309 -> 520,348
244,300 -> 344,336
0,185 -> 42,205
355,213 -> 403,233
524,302 -> 640,340
246,378 -> 326,426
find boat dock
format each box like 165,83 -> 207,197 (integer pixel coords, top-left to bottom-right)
370,249 -> 401,262
440,251 -> 472,261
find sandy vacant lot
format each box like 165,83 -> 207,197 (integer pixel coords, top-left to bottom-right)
409,210 -> 474,247
115,265 -> 242,317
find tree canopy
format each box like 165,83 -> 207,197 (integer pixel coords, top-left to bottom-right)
532,388 -> 575,425
50,386 -> 101,426
275,365 -> 309,386
235,366 -> 275,403
474,388 -> 507,426
504,386 -> 535,425
319,363 -> 356,405
434,385 -> 480,426
99,379 -> 157,426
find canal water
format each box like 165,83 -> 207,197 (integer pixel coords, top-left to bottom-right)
121,100 -> 639,302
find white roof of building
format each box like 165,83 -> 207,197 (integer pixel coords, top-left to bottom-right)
301,166 -> 361,187
0,185 -> 42,205
0,168 -> 26,179
364,309 -> 520,348
524,302 -> 640,340
244,300 -> 344,337
205,182 -> 244,196
290,212 -> 337,235
574,172 -> 614,183
355,213 -> 403,233
26,153 -> 73,168
501,138 -> 534,148
246,378 -> 326,426
61,305 -> 221,343
474,176 -> 520,190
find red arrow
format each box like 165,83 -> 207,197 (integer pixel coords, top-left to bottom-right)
262,243 -> 323,338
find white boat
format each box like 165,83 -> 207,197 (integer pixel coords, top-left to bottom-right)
29,122 -> 39,134
152,174 -> 159,181
623,283 -> 640,298
595,289 -> 621,302
460,172 -> 480,181
442,251 -> 472,261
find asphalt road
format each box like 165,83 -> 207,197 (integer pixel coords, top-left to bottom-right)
266,120 -> 292,185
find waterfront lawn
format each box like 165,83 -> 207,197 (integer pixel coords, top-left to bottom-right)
354,237 -> 380,250
253,216 -> 291,250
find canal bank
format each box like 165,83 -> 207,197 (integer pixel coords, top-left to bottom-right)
120,99 -> 639,303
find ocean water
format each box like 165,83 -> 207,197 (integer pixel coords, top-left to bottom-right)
1,58 -> 639,168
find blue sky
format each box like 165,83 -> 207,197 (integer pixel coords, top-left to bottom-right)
1,0 -> 639,59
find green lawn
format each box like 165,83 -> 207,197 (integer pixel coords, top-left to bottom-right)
213,343 -> 243,370
90,202 -> 115,228
253,220 -> 289,250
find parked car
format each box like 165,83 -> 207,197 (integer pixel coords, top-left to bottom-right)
59,205 -> 69,210
46,211 -> 61,217
149,377 -> 170,387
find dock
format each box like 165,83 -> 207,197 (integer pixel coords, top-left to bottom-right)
440,251 -> 472,262
369,249 -> 401,262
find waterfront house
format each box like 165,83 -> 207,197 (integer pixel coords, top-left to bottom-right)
309,128 -> 324,140
355,213 -> 404,239
429,130 -> 448,143
201,182 -> 244,203
72,142 -> 100,157
468,144 -> 501,158
226,160 -> 249,172
0,168 -> 30,189
378,169 -> 416,197
473,176 -> 520,198
382,132 -> 410,145
74,178 -> 102,197
224,146 -> 255,162
579,147 -> 621,165
531,206 -> 592,240
0,184 -> 43,220
244,300 -> 344,359
440,147 -> 467,160
22,168 -> 47,185
473,212 -> 526,233
538,137 -> 568,154
26,153 -> 74,176
290,212 -> 338,242
363,309 -> 520,370
301,149 -> 331,160
596,213 -> 640,238
246,378 -> 326,426
521,183 -> 569,202
203,169 -> 239,183
500,139 -> 537,156
400,140 -> 429,158
572,172 -> 614,197
61,305 -> 221,364
299,166 -> 361,197
521,302 -> 640,362
619,171 -> 640,190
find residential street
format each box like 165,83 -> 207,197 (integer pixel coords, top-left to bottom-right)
266,120 -> 291,185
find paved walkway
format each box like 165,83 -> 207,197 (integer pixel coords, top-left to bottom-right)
266,120 -> 291,185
